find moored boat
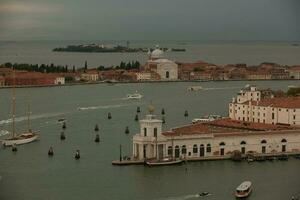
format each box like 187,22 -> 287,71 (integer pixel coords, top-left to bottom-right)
192,114 -> 222,123
235,181 -> 252,198
146,157 -> 183,166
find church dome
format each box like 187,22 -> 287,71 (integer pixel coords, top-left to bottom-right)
151,47 -> 164,59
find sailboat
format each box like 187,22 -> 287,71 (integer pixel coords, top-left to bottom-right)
2,69 -> 39,146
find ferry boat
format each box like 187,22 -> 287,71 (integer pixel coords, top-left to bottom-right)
127,91 -> 143,99
146,157 -> 183,166
192,114 -> 222,123
187,86 -> 203,91
235,181 -> 252,198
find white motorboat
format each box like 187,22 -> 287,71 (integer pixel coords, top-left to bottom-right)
235,181 -> 252,198
192,114 -> 222,123
146,158 -> 183,166
127,91 -> 143,99
187,86 -> 203,91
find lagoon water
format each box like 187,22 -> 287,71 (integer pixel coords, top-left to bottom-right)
0,40 -> 300,68
0,80 -> 300,200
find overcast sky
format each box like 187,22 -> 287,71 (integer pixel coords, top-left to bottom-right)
1,0 -> 300,41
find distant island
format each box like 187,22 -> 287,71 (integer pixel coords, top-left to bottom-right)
52,43 -> 186,53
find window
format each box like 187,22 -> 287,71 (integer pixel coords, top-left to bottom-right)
166,71 -> 170,79
206,144 -> 211,153
240,141 -> 246,145
182,145 -> 187,155
279,109 -> 281,111
272,113 -> 274,119
281,139 -> 287,143
193,144 -> 198,153
154,127 -> 157,137
144,128 -> 147,136
219,142 -> 226,146
261,140 -> 267,144
167,146 -> 173,156
175,146 -> 180,158
293,115 -> 296,120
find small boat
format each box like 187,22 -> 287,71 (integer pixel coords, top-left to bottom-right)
187,86 -> 203,91
235,181 -> 252,198
127,91 -> 143,99
196,192 -> 211,197
146,158 -> 183,166
192,114 -> 221,124
58,118 -> 66,122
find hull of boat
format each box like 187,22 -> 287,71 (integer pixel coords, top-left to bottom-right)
2,133 -> 39,146
146,160 -> 183,166
235,188 -> 252,198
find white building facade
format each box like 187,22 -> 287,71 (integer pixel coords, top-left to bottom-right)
54,77 -> 65,85
145,46 -> 178,81
229,86 -> 300,125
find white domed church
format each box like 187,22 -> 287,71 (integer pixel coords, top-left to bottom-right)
146,46 -> 178,80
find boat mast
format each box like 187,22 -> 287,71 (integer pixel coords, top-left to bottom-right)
27,99 -> 32,132
11,68 -> 16,138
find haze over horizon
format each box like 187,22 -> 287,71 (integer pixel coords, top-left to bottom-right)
1,0 -> 300,42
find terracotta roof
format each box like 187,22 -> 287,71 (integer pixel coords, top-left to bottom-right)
243,97 -> 300,108
162,118 -> 298,137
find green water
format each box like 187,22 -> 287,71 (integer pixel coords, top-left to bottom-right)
0,80 -> 299,200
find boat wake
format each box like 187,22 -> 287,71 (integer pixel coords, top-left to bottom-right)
77,103 -> 132,111
203,87 -> 241,91
155,193 -> 211,200
0,112 -> 66,125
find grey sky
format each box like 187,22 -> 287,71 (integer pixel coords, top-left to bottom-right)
1,0 -> 300,41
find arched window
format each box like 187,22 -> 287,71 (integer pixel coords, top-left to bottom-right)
167,146 -> 173,156
193,144 -> 198,153
206,144 -> 211,153
143,128 -> 147,136
199,144 -> 205,157
166,71 -> 170,79
154,127 -> 158,137
240,141 -> 246,145
175,145 -> 180,158
261,140 -> 267,144
219,142 -> 226,146
182,145 -> 187,155
281,139 -> 287,143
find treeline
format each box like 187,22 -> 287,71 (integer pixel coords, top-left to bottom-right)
97,61 -> 140,71
2,60 -> 141,73
3,62 -> 76,73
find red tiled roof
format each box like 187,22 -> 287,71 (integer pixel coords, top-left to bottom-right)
243,97 -> 300,108
162,118 -> 297,137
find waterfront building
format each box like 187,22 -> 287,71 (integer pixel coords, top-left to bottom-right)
145,46 -> 178,80
136,72 -> 152,81
54,77 -> 65,85
131,87 -> 300,161
288,66 -> 300,79
0,76 -> 4,86
229,86 -> 300,125
81,71 -> 99,81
